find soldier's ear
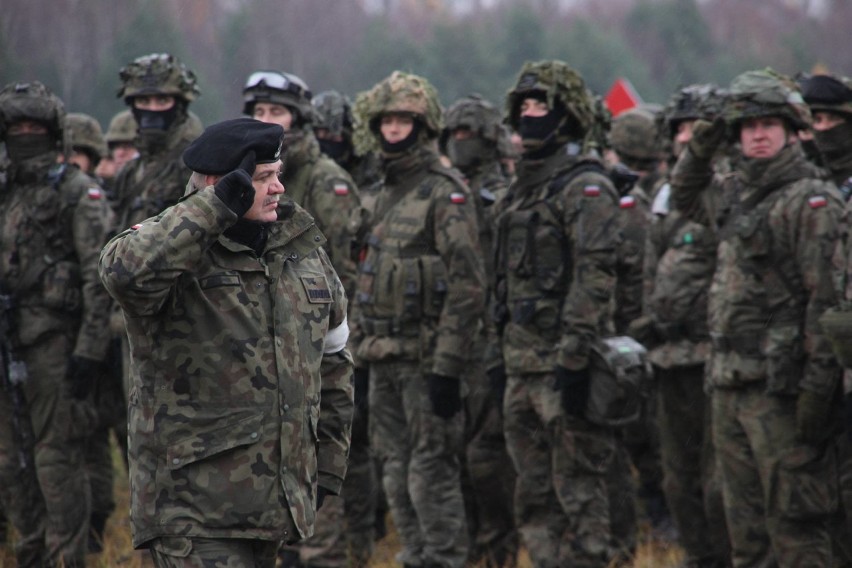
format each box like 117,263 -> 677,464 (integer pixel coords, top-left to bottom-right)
204,174 -> 221,187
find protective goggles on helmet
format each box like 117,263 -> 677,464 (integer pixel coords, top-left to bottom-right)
244,71 -> 310,99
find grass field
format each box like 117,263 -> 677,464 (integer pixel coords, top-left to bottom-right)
0,435 -> 686,567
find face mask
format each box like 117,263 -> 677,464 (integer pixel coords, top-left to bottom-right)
518,109 -> 564,157
131,105 -> 180,132
318,138 -> 351,163
447,137 -> 489,172
381,121 -> 422,155
5,133 -> 55,163
814,120 -> 852,163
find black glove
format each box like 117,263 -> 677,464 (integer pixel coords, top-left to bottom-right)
688,117 -> 727,160
65,355 -> 102,400
213,150 -> 256,217
486,365 -> 508,413
553,365 -> 591,418
845,393 -> 852,443
316,485 -> 331,510
427,373 -> 462,419
797,389 -> 833,445
351,367 -> 370,445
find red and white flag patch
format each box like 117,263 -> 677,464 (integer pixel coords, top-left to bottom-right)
583,185 -> 601,197
87,187 -> 103,200
450,192 -> 467,204
808,195 -> 827,209
333,182 -> 350,196
619,195 -> 636,209
131,224 -> 142,230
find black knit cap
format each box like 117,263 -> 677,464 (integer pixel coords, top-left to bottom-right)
182,118 -> 284,175
799,74 -> 852,105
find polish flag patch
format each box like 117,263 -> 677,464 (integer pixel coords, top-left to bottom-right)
87,187 -> 103,200
131,224 -> 142,230
450,192 -> 467,204
333,182 -> 350,196
619,195 -> 636,209
583,185 -> 601,197
808,195 -> 827,209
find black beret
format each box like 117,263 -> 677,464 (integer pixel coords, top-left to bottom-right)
799,74 -> 852,106
182,117 -> 284,175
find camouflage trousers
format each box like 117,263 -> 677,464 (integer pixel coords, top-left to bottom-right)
369,359 -> 468,568
149,536 -> 278,568
0,332 -> 93,567
832,433 -> 852,566
287,413 -> 377,567
657,365 -> 729,566
503,373 -> 617,568
462,363 -> 518,567
606,439 -> 637,559
713,386 -> 836,568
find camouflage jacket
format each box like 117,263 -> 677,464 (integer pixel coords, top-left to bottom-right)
282,131 -> 361,298
464,160 -> 510,281
671,142 -> 842,395
643,179 -> 716,368
352,145 -> 486,379
493,149 -> 619,374
0,155 -> 112,360
99,186 -> 354,547
111,115 -> 201,232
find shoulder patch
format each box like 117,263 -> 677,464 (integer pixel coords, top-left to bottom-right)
808,195 -> 827,209
131,224 -> 142,230
87,187 -> 104,200
332,181 -> 350,196
583,184 -> 601,197
619,195 -> 636,209
450,192 -> 467,204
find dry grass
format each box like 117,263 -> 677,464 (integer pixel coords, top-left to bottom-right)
0,435 -> 686,567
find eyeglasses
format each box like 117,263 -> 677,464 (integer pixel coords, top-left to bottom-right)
244,71 -> 310,99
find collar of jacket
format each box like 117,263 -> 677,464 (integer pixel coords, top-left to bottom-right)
382,143 -> 438,186
282,129 -> 320,174
736,142 -> 813,195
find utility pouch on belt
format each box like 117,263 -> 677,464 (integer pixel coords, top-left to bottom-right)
585,336 -> 653,427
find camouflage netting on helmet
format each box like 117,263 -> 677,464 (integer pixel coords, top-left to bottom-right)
312,90 -> 353,138
799,73 -> 852,118
723,68 -> 811,131
585,93 -> 612,155
503,60 -> 596,138
609,106 -> 661,162
0,81 -> 66,143
353,71 -> 443,155
660,83 -> 725,140
118,53 -> 199,103
441,94 -> 503,144
65,112 -> 107,160
105,109 -> 137,145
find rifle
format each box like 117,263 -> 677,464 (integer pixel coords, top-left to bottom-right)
0,285 -> 35,476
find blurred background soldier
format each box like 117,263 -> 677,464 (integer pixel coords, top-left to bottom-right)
440,93 -> 518,567
0,81 -> 113,568
671,68 -> 842,567
351,70 -> 486,568
632,84 -> 731,568
491,60 -> 622,568
95,109 -> 139,196
64,110 -> 125,553
243,70 -> 365,568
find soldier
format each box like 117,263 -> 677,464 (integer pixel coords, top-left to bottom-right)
490,60 -> 622,567
99,118 -> 354,567
65,112 -> 108,177
0,81 -> 113,567
632,84 -> 730,568
95,109 -> 139,194
243,71 -> 360,299
440,93 -> 518,568
350,71 -> 486,568
670,68 -> 842,567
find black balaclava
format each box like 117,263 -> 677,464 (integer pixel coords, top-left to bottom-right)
380,119 -> 422,155
5,133 -> 55,163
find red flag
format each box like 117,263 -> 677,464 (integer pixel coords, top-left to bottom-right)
604,78 -> 643,117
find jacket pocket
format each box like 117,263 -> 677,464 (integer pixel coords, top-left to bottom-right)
41,260 -> 81,312
764,325 -> 805,395
775,444 -> 838,520
166,412 -> 264,470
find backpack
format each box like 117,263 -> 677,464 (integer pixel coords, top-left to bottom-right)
585,336 -> 653,427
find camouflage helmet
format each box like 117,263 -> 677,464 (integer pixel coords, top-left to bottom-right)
352,71 -> 443,154
65,112 -> 108,160
723,68 -> 811,131
0,81 -> 65,145
798,73 -> 852,119
504,60 -> 596,137
104,109 -> 138,145
609,106 -> 661,163
312,90 -> 353,138
242,70 -> 316,125
660,83 -> 725,140
117,53 -> 199,104
441,94 -> 503,147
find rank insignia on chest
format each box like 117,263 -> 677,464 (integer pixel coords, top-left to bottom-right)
450,192 -> 466,204
808,195 -> 827,209
619,195 -> 636,209
87,187 -> 104,200
583,185 -> 601,197
333,182 -> 350,196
